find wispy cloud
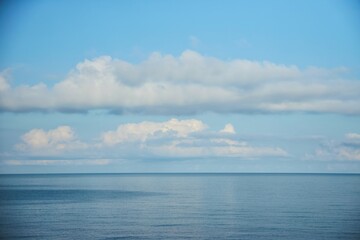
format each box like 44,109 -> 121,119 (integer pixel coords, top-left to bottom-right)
1,51 -> 359,115
309,133 -> 360,161
346,133 -> 360,140
189,36 -> 201,48
4,159 -> 111,166
0,69 -> 11,92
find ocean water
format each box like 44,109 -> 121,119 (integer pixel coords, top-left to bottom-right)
0,173 -> 359,239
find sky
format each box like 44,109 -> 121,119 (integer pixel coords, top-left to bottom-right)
0,0 -> 360,173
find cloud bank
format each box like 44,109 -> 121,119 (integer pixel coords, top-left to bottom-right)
1,50 -> 360,114
8,120 -> 360,164
14,119 -> 287,161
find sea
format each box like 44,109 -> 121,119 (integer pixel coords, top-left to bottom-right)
0,173 -> 359,239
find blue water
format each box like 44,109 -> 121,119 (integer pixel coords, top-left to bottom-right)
0,173 -> 359,239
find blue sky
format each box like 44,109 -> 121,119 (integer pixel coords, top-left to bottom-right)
0,0 -> 360,173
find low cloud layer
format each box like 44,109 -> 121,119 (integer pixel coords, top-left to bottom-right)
4,159 -> 110,166
7,119 -> 360,164
14,119 -> 288,160
1,50 -> 360,114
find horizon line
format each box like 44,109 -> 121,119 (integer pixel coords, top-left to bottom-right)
1,172 -> 359,175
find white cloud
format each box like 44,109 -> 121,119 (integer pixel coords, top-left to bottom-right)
12,119 -> 287,161
220,123 -> 236,134
1,50 -> 359,114
101,118 -> 207,146
100,118 -> 287,159
16,126 -> 87,154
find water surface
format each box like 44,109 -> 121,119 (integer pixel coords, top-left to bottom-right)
0,173 -> 359,239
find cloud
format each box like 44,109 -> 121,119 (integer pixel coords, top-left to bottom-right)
310,133 -> 360,161
0,69 -> 11,92
189,36 -> 201,48
337,148 -> 360,161
10,119 -> 288,163
148,140 -> 287,158
346,133 -> 360,140
101,118 -> 207,145
4,159 -> 111,166
16,126 -> 87,154
220,123 -> 236,134
0,50 -> 359,115
100,119 -> 287,159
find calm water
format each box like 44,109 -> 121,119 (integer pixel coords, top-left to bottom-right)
0,173 -> 359,239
